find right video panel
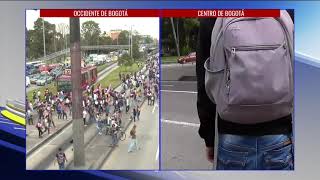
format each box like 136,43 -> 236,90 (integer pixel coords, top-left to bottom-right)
161,9 -> 295,170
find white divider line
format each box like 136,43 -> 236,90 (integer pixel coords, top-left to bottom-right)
161,119 -> 200,128
160,90 -> 197,94
152,103 -> 158,114
161,85 -> 174,87
155,146 -> 159,161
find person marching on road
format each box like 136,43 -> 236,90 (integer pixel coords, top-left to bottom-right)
128,124 -> 139,153
55,148 -> 68,170
132,107 -> 137,122
62,103 -> 68,120
147,90 -> 152,105
109,124 -> 118,147
136,107 -> 141,121
125,96 -> 130,113
83,108 -> 87,126
36,120 -> 43,138
150,92 -> 155,106
96,113 -> 103,135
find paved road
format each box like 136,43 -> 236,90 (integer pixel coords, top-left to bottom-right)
26,113 -> 72,152
101,100 -> 159,170
161,63 -> 212,170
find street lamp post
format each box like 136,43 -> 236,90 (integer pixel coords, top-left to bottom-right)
125,25 -> 133,58
170,18 -> 180,57
130,25 -> 133,58
42,18 -> 46,57
70,17 -> 85,168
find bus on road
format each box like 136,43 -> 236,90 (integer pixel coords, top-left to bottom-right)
56,66 -> 98,93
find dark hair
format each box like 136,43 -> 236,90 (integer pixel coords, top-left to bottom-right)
58,148 -> 62,151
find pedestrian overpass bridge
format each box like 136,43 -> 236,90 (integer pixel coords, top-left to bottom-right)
28,44 -> 157,62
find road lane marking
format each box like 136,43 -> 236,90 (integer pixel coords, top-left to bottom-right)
160,90 -> 197,94
156,146 -> 159,161
161,119 -> 200,128
152,103 -> 158,114
161,80 -> 197,83
161,85 -> 174,87
175,172 -> 187,179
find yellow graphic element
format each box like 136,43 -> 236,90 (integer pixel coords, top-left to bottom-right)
1,110 -> 26,126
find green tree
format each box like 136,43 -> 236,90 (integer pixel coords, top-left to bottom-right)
117,30 -> 129,45
161,18 -> 199,56
118,53 -> 133,71
132,33 -> 142,60
143,35 -> 154,44
27,18 -> 58,60
99,32 -> 113,45
81,20 -> 101,46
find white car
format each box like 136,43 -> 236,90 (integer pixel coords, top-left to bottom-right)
26,76 -> 30,87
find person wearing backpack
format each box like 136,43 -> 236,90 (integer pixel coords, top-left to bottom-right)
36,120 -> 43,138
197,10 -> 294,170
55,148 -> 67,170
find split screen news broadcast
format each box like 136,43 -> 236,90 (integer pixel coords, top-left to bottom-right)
29,8 -> 293,170
1,1 -> 320,179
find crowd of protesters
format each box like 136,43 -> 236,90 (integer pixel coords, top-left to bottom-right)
26,54 -> 159,148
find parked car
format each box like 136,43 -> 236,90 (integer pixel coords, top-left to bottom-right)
50,67 -> 63,78
26,76 -> 30,87
36,74 -> 53,86
177,52 -> 196,64
26,67 -> 39,75
106,57 -> 112,63
29,74 -> 41,84
39,64 -> 49,73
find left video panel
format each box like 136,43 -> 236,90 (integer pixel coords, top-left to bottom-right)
26,9 -> 159,170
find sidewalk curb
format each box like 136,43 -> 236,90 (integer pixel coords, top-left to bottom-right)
26,119 -> 73,156
90,98 -> 146,170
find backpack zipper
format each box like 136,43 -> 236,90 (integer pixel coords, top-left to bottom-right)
226,68 -> 230,95
230,44 -> 285,54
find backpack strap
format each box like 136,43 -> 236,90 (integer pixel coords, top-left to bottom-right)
277,10 -> 294,65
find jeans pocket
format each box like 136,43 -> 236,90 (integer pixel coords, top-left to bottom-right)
217,145 -> 249,170
263,142 -> 293,170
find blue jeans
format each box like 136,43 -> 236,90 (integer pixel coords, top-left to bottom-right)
216,134 -> 294,170
128,139 -> 138,152
58,163 -> 65,170
112,133 -> 118,146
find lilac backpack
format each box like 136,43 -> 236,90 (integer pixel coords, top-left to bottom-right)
204,10 -> 294,124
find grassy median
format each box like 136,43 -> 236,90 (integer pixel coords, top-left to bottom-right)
97,62 -> 115,73
27,82 -> 57,103
98,62 -> 144,89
